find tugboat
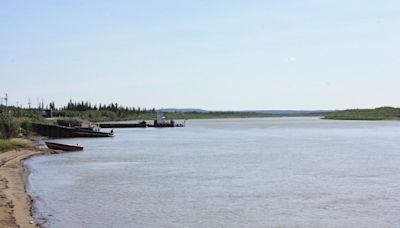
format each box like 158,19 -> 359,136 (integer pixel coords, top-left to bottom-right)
148,112 -> 185,128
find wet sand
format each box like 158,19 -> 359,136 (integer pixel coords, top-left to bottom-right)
0,143 -> 51,228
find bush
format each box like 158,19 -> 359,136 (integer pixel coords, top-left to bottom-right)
19,119 -> 33,136
0,110 -> 19,139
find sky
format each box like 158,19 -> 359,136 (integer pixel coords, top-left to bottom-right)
1,0 -> 399,110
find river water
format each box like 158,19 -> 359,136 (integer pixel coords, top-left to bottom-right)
26,117 -> 400,227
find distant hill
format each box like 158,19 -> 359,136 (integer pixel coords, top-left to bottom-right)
243,110 -> 336,116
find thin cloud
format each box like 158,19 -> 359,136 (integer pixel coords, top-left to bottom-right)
287,57 -> 297,63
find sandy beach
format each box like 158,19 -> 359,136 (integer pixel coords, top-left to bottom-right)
0,143 -> 51,228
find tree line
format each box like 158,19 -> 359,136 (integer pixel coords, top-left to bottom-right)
51,100 -> 156,113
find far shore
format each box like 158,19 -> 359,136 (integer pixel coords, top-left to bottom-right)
0,139 -> 54,228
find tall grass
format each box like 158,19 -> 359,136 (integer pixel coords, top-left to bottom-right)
0,139 -> 28,151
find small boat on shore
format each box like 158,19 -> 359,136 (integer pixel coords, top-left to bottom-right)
45,141 -> 84,151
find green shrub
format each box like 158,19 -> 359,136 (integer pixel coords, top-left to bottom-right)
18,119 -> 33,136
0,110 -> 19,139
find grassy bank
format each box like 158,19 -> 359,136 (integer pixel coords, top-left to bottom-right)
324,107 -> 400,120
0,139 -> 28,151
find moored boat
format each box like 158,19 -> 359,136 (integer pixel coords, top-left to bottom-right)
148,112 -> 185,128
45,141 -> 84,151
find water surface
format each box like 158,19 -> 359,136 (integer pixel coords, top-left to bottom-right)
26,117 -> 400,227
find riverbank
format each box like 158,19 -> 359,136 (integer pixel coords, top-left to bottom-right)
0,140 -> 51,228
324,107 -> 400,120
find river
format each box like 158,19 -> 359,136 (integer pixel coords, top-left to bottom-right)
26,117 -> 400,227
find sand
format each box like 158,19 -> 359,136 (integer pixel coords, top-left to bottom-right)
0,143 -> 52,228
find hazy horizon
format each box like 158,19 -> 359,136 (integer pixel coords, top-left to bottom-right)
1,1 -> 399,110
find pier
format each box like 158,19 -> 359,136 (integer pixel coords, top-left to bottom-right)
32,123 -> 114,138
98,121 -> 147,128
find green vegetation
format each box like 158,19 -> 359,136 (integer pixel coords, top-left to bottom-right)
0,109 -> 19,139
54,110 -> 274,122
324,107 -> 400,120
0,106 -> 49,139
51,100 -> 275,122
1,100 -> 275,135
52,100 -> 157,122
0,139 -> 28,151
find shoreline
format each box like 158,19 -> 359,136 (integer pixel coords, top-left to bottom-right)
0,141 -> 52,228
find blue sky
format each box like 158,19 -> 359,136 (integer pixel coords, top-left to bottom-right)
1,0 -> 399,110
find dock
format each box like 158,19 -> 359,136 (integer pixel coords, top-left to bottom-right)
97,113 -> 185,128
32,123 -> 114,138
98,121 -> 147,128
